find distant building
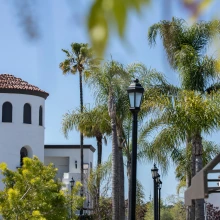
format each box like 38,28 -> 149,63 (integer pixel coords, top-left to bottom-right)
0,74 -> 94,213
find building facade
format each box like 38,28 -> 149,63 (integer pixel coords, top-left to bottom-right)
0,74 -> 94,212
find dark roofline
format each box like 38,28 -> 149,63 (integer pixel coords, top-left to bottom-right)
44,145 -> 96,152
0,88 -> 49,99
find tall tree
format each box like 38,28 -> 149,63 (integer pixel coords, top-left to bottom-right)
148,17 -> 220,220
86,60 -> 135,220
59,43 -> 98,205
86,61 -> 173,219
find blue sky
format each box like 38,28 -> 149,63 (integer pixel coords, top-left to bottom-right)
0,0 -> 220,201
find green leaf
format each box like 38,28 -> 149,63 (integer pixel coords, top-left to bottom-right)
113,0 -> 126,37
87,0 -> 150,56
88,0 -> 108,57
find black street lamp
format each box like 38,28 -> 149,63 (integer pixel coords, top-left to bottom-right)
151,164 -> 159,220
70,177 -> 75,190
127,79 -> 144,220
156,174 -> 160,220
158,179 -> 162,220
69,177 -> 75,218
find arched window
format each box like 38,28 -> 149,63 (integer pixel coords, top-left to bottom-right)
39,106 -> 43,126
2,102 -> 12,122
20,147 -> 28,166
23,103 -> 31,124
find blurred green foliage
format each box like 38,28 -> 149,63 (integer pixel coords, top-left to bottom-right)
87,0 -> 214,56
87,0 -> 150,56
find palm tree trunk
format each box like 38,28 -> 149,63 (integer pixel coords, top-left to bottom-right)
96,133 -> 102,219
79,70 -> 84,215
108,88 -> 120,220
97,133 -> 102,165
190,139 -> 196,220
192,133 -> 204,220
186,171 -> 192,220
118,147 -> 125,220
186,136 -> 193,220
186,171 -> 191,188
116,129 -> 125,220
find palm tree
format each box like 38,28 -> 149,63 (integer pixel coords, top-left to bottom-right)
86,60 -> 139,220
140,87 -> 220,220
87,61 -> 178,219
148,18 -> 220,220
59,43 -> 98,199
62,105 -> 111,166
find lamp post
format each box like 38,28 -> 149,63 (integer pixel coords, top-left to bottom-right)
69,177 -> 75,219
156,174 -> 160,220
127,79 -> 144,220
151,164 -> 159,220
158,180 -> 162,220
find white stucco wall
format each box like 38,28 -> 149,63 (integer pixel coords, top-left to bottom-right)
0,93 -> 45,189
44,148 -> 94,174
44,147 -> 94,216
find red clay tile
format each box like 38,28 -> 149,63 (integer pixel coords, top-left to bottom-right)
0,74 -> 49,98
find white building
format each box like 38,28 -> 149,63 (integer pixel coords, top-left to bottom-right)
0,74 -> 94,211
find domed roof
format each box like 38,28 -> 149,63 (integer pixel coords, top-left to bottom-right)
0,74 -> 49,99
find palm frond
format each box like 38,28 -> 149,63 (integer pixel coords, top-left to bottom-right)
60,43 -> 99,77
148,18 -> 220,91
176,179 -> 186,195
62,105 -> 111,139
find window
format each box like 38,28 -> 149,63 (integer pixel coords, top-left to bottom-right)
20,147 -> 28,166
2,102 -> 12,122
23,103 -> 31,124
39,106 -> 43,126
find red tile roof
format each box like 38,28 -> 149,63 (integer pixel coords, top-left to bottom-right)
0,74 -> 49,99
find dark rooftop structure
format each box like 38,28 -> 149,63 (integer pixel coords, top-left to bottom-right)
44,145 -> 96,153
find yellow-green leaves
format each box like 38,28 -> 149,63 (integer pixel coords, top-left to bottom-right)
68,181 -> 85,218
8,188 -> 19,201
87,0 -> 150,57
31,210 -> 46,220
0,162 -> 7,171
0,157 -> 83,220
142,88 -> 220,153
168,90 -> 220,135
